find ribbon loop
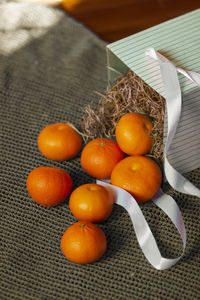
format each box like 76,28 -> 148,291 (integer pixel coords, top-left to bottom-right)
146,48 -> 200,197
97,181 -> 186,270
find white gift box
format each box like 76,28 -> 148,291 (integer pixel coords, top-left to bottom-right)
106,9 -> 200,175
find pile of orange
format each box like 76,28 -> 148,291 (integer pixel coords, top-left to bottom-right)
26,122 -> 114,264
81,113 -> 162,203
26,112 -> 162,264
27,123 -> 82,207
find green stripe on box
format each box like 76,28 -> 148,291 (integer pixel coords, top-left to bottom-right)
107,9 -> 200,97
107,9 -> 200,174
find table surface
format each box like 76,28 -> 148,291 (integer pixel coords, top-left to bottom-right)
60,0 -> 200,42
1,3 -> 200,300
11,0 -> 200,42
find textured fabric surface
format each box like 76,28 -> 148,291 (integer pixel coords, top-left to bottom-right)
0,3 -> 200,300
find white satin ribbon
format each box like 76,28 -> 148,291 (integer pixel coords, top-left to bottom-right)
96,49 -> 200,270
97,180 -> 186,270
146,48 -> 200,197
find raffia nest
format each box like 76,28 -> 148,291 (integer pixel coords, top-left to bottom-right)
81,70 -> 165,165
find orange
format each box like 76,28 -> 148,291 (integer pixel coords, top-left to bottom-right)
116,113 -> 153,155
62,0 -> 81,12
69,183 -> 114,223
26,166 -> 73,207
81,138 -> 124,179
61,221 -> 107,264
38,123 -> 82,161
111,156 -> 162,203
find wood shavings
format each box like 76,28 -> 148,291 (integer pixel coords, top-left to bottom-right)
81,70 -> 165,163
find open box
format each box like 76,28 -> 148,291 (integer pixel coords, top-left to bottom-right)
106,9 -> 200,175
96,9 -> 200,270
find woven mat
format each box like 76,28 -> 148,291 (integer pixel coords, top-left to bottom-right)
0,3 -> 200,299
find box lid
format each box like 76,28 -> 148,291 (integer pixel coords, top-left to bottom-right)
107,9 -> 200,98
